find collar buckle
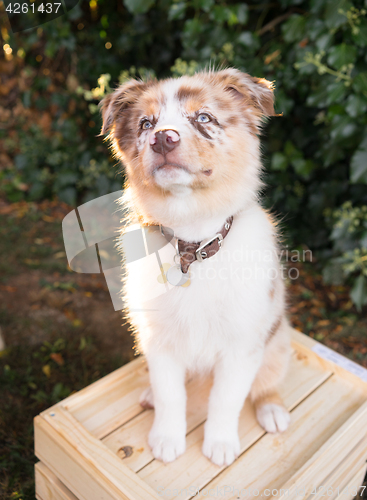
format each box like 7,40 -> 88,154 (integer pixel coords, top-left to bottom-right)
195,233 -> 224,262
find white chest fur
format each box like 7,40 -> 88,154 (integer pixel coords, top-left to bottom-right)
123,203 -> 284,373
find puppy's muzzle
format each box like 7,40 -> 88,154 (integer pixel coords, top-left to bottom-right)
150,129 -> 180,155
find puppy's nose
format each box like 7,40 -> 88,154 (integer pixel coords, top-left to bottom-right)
150,130 -> 180,155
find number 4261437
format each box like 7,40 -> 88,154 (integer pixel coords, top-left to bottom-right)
5,3 -> 61,14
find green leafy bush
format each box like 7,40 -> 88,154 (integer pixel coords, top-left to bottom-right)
11,122 -> 123,205
323,202 -> 367,310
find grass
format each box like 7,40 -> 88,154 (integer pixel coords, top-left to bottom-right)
0,333 -> 124,499
0,200 -> 133,499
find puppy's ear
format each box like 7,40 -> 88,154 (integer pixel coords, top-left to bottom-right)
215,69 -> 275,123
100,79 -> 148,136
227,75 -> 275,117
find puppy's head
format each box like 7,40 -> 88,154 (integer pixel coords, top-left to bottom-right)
101,69 -> 275,225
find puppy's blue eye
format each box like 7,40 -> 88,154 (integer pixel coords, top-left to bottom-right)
141,120 -> 153,130
196,113 -> 211,123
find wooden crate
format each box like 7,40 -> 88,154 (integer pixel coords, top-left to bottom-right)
34,330 -> 367,500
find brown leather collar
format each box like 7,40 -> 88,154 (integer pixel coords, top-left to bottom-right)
174,216 -> 234,274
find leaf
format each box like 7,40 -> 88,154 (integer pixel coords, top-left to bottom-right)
282,15 -> 306,43
322,260 -> 344,286
32,390 -> 48,404
192,0 -> 214,11
353,72 -> 367,95
52,382 -> 71,401
42,215 -> 54,223
330,219 -> 350,242
350,275 -> 367,311
324,0 -> 353,30
237,32 -> 259,50
306,86 -> 328,107
53,172 -> 78,188
292,158 -> 315,179
361,231 -> 367,248
352,19 -> 367,47
168,2 -> 186,21
284,140 -> 301,160
79,337 -> 87,351
315,33 -> 333,52
22,90 -> 31,108
14,155 -> 28,170
307,18 -> 324,39
50,353 -> 64,366
345,94 -> 367,118
271,152 -> 288,171
58,187 -> 77,205
209,5 -> 231,23
327,43 -> 357,69
275,89 -> 294,115
325,81 -> 347,105
234,3 -> 248,24
327,103 -> 345,119
42,364 -> 51,378
330,116 -> 358,141
351,136 -> 367,184
123,0 -> 154,15
183,18 -> 202,37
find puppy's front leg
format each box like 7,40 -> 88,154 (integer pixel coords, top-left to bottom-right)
203,351 -> 262,467
147,352 -> 187,463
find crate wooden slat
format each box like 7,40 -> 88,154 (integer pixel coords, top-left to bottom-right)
62,357 -> 149,439
35,460 -> 367,500
203,399 -> 367,500
35,462 -> 78,500
34,329 -> 367,500
316,436 -> 367,500
335,465 -> 367,500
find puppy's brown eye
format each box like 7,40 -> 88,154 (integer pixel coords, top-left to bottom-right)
141,120 -> 153,130
196,113 -> 211,123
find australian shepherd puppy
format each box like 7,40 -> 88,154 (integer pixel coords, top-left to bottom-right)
101,68 -> 291,467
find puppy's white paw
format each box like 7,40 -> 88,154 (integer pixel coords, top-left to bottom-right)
256,404 -> 290,433
148,430 -> 186,463
139,387 -> 154,409
202,434 -> 240,467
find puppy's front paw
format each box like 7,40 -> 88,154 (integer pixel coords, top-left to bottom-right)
202,434 -> 240,467
148,429 -> 186,463
256,403 -> 290,433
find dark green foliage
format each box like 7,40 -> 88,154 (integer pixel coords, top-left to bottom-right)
323,202 -> 367,310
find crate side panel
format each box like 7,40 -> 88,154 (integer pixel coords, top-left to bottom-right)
35,417 -> 121,500
138,375 -> 367,500
35,410 -> 161,500
35,462 -> 79,500
291,330 -> 367,391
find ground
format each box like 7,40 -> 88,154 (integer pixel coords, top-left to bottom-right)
0,199 -> 366,499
